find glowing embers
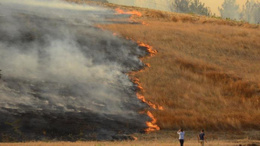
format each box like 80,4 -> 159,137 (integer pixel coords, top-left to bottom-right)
130,72 -> 163,111
137,41 -> 157,56
124,37 -> 157,56
103,15 -> 160,132
139,110 -> 160,132
142,21 -> 149,26
137,93 -> 163,111
114,8 -> 149,25
128,41 -> 161,132
145,111 -> 160,132
96,24 -> 104,30
115,8 -> 142,17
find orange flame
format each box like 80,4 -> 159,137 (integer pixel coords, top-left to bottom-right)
133,136 -> 138,140
114,8 -> 147,26
137,93 -> 163,110
96,24 -> 104,30
133,41 -> 162,132
134,78 -> 144,91
137,42 -> 158,56
115,8 -> 142,17
146,63 -> 151,68
101,24 -> 161,132
142,21 -> 149,26
113,32 -> 117,36
130,67 -> 163,132
123,38 -> 158,57
145,111 -> 160,132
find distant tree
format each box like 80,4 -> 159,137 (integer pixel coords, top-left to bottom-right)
170,0 -> 211,16
173,0 -> 190,13
89,0 -> 108,2
242,0 -> 260,24
218,0 -> 240,20
189,0 -> 211,16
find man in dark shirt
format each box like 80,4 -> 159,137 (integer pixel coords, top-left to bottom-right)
198,129 -> 206,146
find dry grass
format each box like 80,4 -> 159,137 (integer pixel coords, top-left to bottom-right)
62,2 -> 260,144
0,0 -> 256,145
80,0 -> 259,28
97,4 -> 260,131
0,141 -> 258,146
1,130 -> 260,145
1,133 -> 260,146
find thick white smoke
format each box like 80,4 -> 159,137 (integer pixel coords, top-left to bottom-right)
0,0 -> 149,141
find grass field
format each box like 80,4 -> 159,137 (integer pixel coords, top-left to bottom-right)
0,141 -> 258,146
65,0 -> 259,138
1,130 -> 260,145
98,4 -> 260,131
0,131 -> 259,146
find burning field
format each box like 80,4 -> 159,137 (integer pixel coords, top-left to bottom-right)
100,1 -> 260,134
0,0 -> 160,142
0,0 -> 260,144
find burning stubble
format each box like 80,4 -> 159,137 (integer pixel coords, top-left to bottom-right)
0,0 -> 152,141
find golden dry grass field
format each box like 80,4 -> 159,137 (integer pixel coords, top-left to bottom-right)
1,130 -> 260,145
0,131 -> 259,146
0,141 -> 258,146
97,3 -> 260,131
69,0 -> 260,142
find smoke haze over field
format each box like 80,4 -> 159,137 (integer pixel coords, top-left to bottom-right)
0,0 -> 150,141
108,0 -> 172,11
200,0 -> 248,15
108,0 -> 260,16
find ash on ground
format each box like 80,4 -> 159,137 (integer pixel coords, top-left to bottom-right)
0,0 -> 150,141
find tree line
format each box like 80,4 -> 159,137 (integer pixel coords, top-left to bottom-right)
219,0 -> 260,24
170,0 -> 260,24
170,0 -> 211,16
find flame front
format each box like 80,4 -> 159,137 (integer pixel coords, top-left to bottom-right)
137,42 -> 158,56
102,9 -> 160,132
145,111 -> 160,132
115,8 -> 142,17
129,42 -> 162,132
115,8 -> 148,26
129,76 -> 163,110
137,93 -> 163,110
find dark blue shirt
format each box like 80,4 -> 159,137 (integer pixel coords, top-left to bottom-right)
199,133 -> 205,140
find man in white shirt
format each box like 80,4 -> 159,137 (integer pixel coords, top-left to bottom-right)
177,128 -> 185,146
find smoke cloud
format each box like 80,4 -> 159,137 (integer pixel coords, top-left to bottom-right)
0,0 -> 150,141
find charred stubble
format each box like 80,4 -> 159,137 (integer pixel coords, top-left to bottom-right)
0,0 -> 153,141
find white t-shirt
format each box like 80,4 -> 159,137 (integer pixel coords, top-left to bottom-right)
177,131 -> 185,140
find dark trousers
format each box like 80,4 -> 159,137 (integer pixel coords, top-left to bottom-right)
179,139 -> 184,146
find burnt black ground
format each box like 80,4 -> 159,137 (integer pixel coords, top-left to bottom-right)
0,1 -> 150,141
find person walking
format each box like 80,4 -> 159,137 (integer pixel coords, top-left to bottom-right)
177,128 -> 185,146
198,129 -> 206,146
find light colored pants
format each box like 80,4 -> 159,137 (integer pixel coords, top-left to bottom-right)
199,140 -> 204,146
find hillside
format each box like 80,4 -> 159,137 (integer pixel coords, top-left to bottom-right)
85,2 -> 260,131
0,0 -> 259,145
